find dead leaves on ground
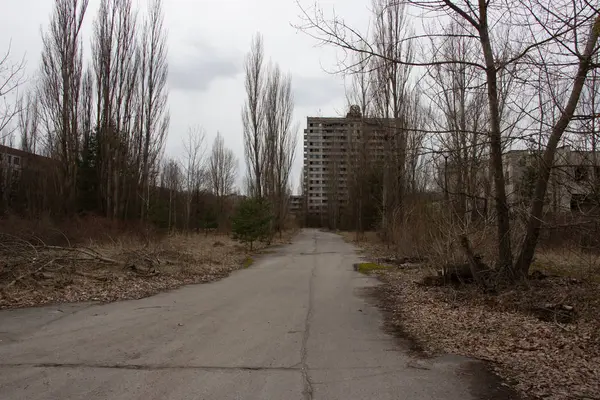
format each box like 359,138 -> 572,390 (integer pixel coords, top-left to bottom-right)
377,268 -> 600,400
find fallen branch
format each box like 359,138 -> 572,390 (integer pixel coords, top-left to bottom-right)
2,259 -> 56,291
42,246 -> 120,265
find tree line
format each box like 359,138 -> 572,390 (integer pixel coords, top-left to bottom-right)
0,0 -> 239,233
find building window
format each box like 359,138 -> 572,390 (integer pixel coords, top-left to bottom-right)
310,123 -> 313,127
7,155 -> 12,164
13,156 -> 20,166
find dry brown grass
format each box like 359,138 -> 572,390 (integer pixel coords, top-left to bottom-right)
533,246 -> 600,282
0,229 -> 298,309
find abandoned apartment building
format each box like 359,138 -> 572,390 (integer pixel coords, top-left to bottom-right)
302,107 -> 402,223
442,145 -> 600,216
0,145 -> 55,213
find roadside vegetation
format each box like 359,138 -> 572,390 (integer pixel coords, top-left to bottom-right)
0,216 -> 296,309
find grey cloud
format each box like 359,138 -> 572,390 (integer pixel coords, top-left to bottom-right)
293,75 -> 345,107
169,42 -> 242,92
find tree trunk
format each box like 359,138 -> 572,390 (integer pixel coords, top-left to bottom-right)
478,1 -> 513,272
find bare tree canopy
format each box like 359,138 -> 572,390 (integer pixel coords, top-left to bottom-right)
209,131 -> 237,199
242,33 -> 266,199
39,0 -> 90,212
0,43 -> 26,139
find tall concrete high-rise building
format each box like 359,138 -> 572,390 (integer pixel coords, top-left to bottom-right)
302,110 -> 397,225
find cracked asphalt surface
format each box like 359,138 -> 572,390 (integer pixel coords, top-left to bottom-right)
0,229 -> 497,399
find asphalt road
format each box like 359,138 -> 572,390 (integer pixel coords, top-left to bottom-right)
0,229 -> 501,399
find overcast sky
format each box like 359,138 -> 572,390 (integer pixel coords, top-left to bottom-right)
0,0 -> 372,192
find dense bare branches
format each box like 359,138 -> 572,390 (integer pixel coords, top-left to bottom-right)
0,44 -> 26,139
242,34 -> 266,198
139,0 -> 169,220
18,92 -> 40,154
263,65 -> 297,231
242,34 -> 298,234
39,0 -> 89,213
92,0 -> 139,218
161,158 -> 181,231
182,125 -> 207,230
209,132 -> 237,204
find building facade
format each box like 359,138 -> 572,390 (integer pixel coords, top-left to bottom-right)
504,146 -> 600,213
0,145 -> 24,186
440,145 -> 600,217
303,112 -> 400,225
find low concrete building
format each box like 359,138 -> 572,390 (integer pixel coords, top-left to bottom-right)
440,146 -> 600,216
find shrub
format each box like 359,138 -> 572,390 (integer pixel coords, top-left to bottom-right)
231,197 -> 272,250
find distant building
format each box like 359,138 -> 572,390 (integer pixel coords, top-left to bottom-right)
0,145 -> 57,215
0,145 -> 24,186
504,146 -> 600,213
440,146 -> 600,216
303,111 -> 402,225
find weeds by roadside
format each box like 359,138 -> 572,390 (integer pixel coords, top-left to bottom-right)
0,229 -> 297,309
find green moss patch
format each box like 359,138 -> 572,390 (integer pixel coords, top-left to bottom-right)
242,257 -> 254,269
355,262 -> 390,274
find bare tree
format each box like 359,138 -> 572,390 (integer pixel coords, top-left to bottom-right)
92,0 -> 140,218
182,125 -> 206,230
262,64 -> 298,233
345,49 -> 373,235
139,0 -> 169,221
161,157 -> 181,231
209,132 -> 237,226
370,0 -> 415,241
19,92 -> 40,154
424,21 -> 490,223
0,44 -> 26,140
39,0 -> 89,213
242,33 -> 265,198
